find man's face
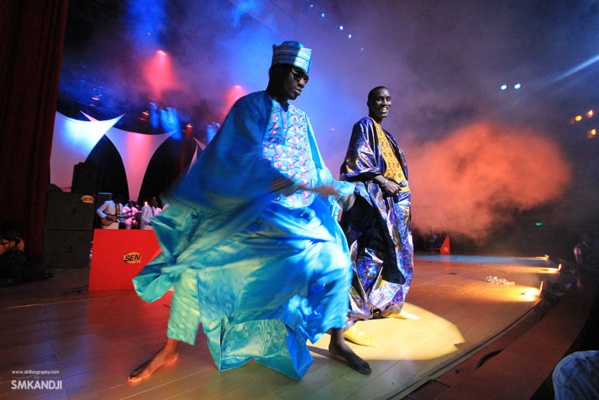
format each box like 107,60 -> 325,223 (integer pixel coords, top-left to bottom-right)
367,88 -> 392,123
280,66 -> 309,104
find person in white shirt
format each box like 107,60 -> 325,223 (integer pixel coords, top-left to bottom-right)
96,193 -> 120,230
140,197 -> 161,230
121,200 -> 139,230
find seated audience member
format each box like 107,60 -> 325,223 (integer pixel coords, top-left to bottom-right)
0,220 -> 51,284
553,350 -> 599,399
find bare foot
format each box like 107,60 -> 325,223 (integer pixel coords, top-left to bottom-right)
128,345 -> 179,383
329,328 -> 372,375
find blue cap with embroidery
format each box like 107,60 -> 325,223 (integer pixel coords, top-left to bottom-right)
271,41 -> 312,73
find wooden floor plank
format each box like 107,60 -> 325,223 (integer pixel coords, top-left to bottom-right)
0,254 -> 565,400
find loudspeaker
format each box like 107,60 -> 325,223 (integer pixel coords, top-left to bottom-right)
45,192 -> 95,231
42,230 -> 93,269
72,162 -> 97,195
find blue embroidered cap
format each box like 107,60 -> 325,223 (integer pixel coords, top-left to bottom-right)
271,41 -> 312,73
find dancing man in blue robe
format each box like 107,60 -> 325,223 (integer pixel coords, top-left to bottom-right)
128,41 -> 371,382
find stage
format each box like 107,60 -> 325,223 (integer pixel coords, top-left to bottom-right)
0,253 -> 594,399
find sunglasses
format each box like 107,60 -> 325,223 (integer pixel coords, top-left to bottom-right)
291,68 -> 309,83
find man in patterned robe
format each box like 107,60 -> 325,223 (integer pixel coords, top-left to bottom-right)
340,86 -> 417,347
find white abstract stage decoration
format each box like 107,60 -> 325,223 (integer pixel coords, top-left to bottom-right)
51,112 -> 121,191
51,111 -> 187,202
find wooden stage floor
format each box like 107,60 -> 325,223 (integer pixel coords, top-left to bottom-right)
0,253 -> 567,399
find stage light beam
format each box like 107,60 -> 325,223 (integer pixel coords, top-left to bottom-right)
143,49 -> 180,101
555,53 -> 599,82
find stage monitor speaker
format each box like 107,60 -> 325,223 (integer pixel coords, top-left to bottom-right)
43,229 -> 93,269
72,162 -> 97,195
45,192 -> 95,231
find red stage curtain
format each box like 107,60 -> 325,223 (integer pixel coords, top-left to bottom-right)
0,1 -> 69,256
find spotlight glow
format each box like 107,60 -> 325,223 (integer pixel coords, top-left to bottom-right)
143,50 -> 179,100
221,85 -> 247,120
522,287 -> 540,301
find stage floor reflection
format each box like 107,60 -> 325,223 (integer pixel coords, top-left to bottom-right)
0,253 -> 566,399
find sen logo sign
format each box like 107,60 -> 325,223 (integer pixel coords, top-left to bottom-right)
123,252 -> 142,264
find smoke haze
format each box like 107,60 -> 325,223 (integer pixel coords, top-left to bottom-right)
59,0 -> 599,254
408,122 -> 571,239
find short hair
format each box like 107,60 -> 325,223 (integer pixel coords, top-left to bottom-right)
368,86 -> 389,102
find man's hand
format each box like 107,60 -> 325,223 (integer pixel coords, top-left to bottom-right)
382,180 -> 401,196
311,184 -> 340,197
270,177 -> 293,192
